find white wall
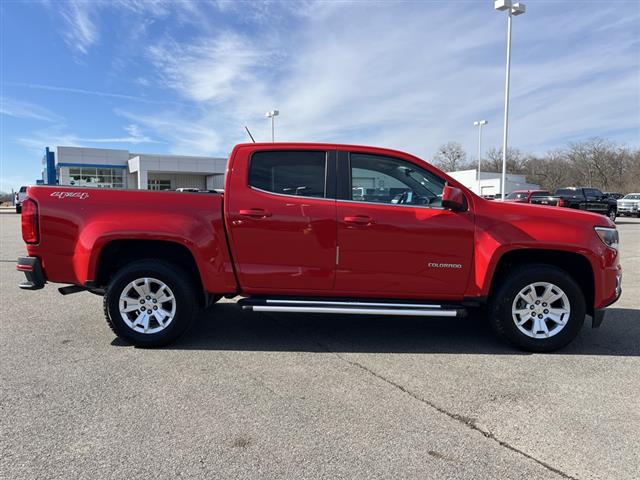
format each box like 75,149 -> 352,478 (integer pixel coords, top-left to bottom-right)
448,168 -> 540,196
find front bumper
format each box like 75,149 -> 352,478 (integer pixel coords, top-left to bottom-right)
17,256 -> 46,290
592,270 -> 622,328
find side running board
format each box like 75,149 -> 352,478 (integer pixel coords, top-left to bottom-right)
239,298 -> 467,318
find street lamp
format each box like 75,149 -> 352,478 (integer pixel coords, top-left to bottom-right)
495,0 -> 526,200
473,120 -> 488,195
265,109 -> 279,142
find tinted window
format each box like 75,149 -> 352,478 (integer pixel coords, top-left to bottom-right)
531,191 -> 550,197
555,189 -> 582,198
249,151 -> 326,198
19,186 -> 27,193
350,153 -> 445,207
506,192 -> 528,200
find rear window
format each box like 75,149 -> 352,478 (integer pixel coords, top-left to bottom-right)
506,192 -> 528,200
555,189 -> 582,197
19,186 -> 27,193
249,151 -> 327,198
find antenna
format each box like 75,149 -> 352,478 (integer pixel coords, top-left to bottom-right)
244,126 -> 256,143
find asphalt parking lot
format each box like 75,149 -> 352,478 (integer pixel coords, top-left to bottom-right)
1,209 -> 638,480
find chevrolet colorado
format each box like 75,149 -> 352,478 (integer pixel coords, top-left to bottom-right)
17,143 -> 622,351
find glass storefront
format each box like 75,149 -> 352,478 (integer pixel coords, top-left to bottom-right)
69,167 -> 125,189
148,179 -> 172,190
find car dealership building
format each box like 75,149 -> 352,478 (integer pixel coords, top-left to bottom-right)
41,146 -> 227,190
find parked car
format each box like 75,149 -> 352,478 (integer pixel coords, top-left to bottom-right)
14,186 -> 27,213
530,187 -> 618,222
617,193 -> 640,217
505,190 -> 551,203
17,143 -> 621,352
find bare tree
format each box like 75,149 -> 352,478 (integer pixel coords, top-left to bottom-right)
484,147 -> 526,174
432,142 -> 468,172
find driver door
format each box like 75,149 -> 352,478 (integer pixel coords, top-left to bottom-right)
335,151 -> 474,298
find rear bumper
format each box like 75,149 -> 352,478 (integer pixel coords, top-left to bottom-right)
17,256 -> 46,290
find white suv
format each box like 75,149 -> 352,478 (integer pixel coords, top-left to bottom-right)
617,193 -> 640,217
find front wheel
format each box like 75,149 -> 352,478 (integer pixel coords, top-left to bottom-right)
607,208 -> 616,222
489,265 -> 586,352
103,260 -> 198,347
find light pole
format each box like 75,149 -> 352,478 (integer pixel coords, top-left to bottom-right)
265,109 -> 279,142
494,0 -> 525,200
473,120 -> 488,195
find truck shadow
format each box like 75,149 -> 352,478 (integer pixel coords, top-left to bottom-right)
151,304 -> 640,356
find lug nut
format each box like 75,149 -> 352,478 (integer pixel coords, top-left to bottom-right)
535,300 -> 540,305
530,305 -> 535,310
152,299 -> 157,304
146,296 -> 151,300
153,306 -> 158,310
538,314 -> 543,319
544,309 -> 549,314
542,303 -> 547,307
140,299 -> 145,304
141,307 -> 146,311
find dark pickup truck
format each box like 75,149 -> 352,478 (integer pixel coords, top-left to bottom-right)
530,187 -> 618,222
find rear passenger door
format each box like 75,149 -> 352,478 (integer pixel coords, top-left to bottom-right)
585,188 -> 607,213
226,148 -> 337,293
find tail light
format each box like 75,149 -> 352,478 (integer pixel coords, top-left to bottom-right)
21,198 -> 39,244
557,198 -> 566,207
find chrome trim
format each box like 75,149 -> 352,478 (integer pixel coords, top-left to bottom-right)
336,198 -> 446,210
252,306 -> 457,316
265,299 -> 441,308
249,186 -> 335,202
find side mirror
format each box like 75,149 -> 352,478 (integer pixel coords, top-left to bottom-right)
442,185 -> 467,212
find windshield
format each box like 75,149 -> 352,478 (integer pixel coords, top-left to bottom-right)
623,194 -> 640,200
506,192 -> 528,200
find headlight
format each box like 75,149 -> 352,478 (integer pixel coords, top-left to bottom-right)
595,227 -> 619,250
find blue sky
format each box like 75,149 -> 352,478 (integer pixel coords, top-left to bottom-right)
1,0 -> 639,191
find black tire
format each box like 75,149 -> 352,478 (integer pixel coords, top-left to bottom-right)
15,205 -> 21,214
489,264 -> 586,352
103,259 -> 198,347
607,208 -> 616,223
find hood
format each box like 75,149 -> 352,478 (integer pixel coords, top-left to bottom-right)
477,197 -> 614,228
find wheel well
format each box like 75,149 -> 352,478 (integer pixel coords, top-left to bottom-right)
96,240 -> 205,304
490,249 -> 595,314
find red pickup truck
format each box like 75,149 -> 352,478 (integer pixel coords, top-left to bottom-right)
17,143 -> 622,351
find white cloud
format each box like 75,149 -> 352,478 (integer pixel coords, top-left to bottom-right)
0,97 -> 61,122
57,0 -> 99,55
154,3 -> 639,158
16,124 -> 159,154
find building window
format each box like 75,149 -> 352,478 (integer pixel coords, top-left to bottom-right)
68,167 -> 125,189
148,179 -> 172,191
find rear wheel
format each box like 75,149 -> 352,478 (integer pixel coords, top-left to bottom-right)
103,260 -> 198,347
489,264 -> 585,352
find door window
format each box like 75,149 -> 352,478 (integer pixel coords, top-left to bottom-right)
350,153 -> 445,207
249,151 -> 327,198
